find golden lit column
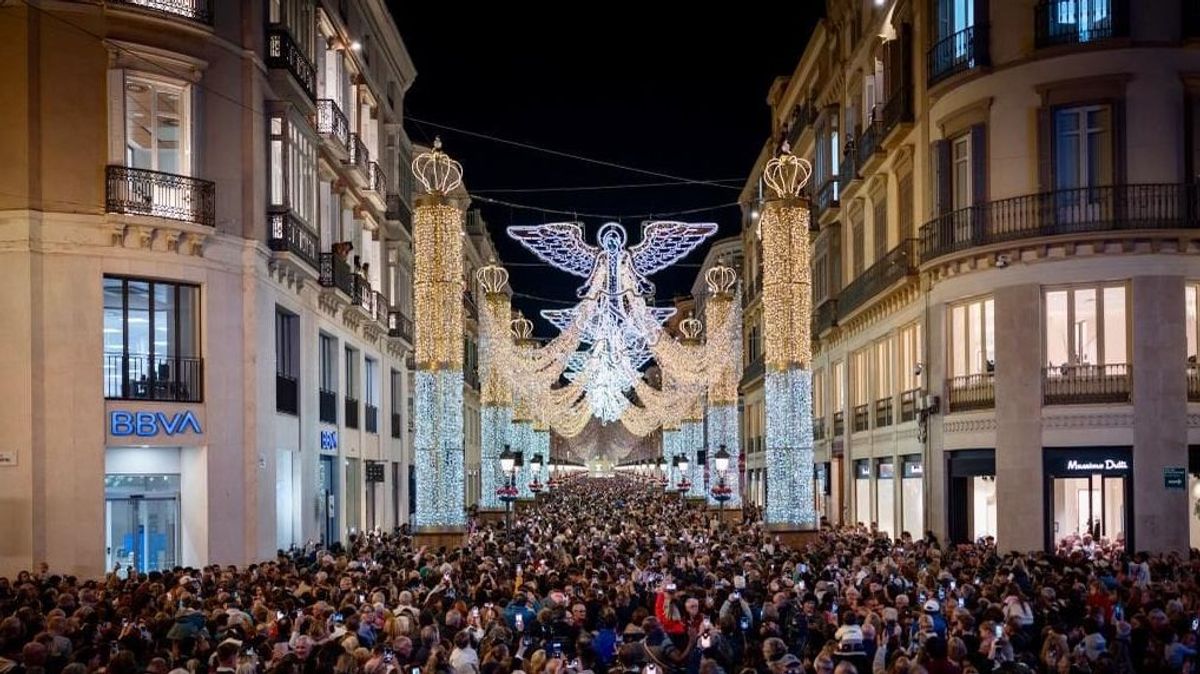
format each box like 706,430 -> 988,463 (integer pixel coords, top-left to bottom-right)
759,152 -> 817,531
704,264 -> 742,506
476,261 -> 512,512
411,139 -> 467,531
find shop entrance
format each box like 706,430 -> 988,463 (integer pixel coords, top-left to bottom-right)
105,474 -> 180,573
946,449 -> 996,545
1044,447 -> 1132,551
318,455 -> 338,545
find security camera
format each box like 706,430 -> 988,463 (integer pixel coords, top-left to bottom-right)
995,254 -> 1011,268
913,362 -> 924,377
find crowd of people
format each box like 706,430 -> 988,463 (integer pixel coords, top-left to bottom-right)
2,477 -> 1199,674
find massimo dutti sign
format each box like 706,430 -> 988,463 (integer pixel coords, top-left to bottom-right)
1045,448 -> 1132,475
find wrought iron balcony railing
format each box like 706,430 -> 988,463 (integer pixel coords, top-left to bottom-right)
928,24 -> 990,85
899,388 -> 920,422
367,161 -> 386,194
319,388 -> 337,424
857,118 -> 884,168
347,133 -> 369,171
276,372 -> 298,415
344,396 -> 359,429
816,177 -> 840,216
374,291 -> 389,324
386,193 -> 412,228
837,145 -> 858,194
947,373 -> 995,412
104,352 -> 203,402
316,99 -> 349,147
1043,363 -> 1131,405
741,356 -> 765,386
813,298 -> 838,336
267,209 -> 319,271
833,411 -> 845,437
874,397 -> 893,427
266,27 -> 315,100
852,404 -> 870,433
920,183 -> 1200,263
110,0 -> 212,24
1035,0 -> 1127,48
319,252 -> 354,297
106,165 -> 215,227
837,239 -> 918,319
388,310 -> 414,342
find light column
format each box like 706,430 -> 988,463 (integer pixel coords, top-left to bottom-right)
531,422 -> 550,488
411,140 -> 467,537
760,151 -> 817,534
510,400 -> 534,500
704,263 -> 743,508
476,262 -> 512,514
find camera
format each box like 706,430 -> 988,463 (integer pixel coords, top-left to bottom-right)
739,616 -> 750,631
665,583 -> 677,592
384,649 -> 395,664
548,639 -> 564,659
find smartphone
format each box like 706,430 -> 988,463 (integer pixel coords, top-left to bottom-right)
699,633 -> 712,649
1192,617 -> 1199,632
333,612 -> 344,623
799,580 -> 806,590
548,639 -> 564,659
950,580 -> 957,590
665,583 -> 677,592
384,649 -> 395,664
731,591 -> 741,601
276,610 -> 285,620
938,587 -> 946,601
514,614 -> 524,631
739,616 -> 750,631
958,597 -> 965,608
359,593 -> 365,603
410,668 -> 421,674
831,602 -> 839,615
994,624 -> 1003,638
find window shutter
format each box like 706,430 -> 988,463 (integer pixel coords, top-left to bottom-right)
1037,107 -> 1053,192
970,124 -> 988,205
107,69 -> 126,165
933,139 -> 952,215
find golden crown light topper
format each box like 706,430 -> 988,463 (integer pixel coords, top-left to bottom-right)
476,260 -> 509,295
510,313 -> 535,342
411,137 -> 464,196
679,315 -> 704,343
763,150 -> 813,200
705,263 -> 738,296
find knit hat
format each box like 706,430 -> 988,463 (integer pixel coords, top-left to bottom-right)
833,625 -> 865,656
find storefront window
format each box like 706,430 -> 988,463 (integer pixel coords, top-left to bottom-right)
901,455 -> 923,537
1046,448 -> 1130,551
103,276 -> 201,402
876,459 -> 895,539
854,460 -> 871,526
972,476 -> 997,542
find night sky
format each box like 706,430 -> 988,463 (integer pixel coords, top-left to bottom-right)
387,5 -> 823,335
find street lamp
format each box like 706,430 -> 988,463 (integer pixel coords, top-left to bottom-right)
529,454 -> 544,494
498,445 -> 516,535
713,444 -> 732,516
658,456 -> 668,487
676,454 -> 691,493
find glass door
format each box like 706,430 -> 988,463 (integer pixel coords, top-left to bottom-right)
1053,473 -> 1126,547
319,455 -> 337,545
105,490 -> 179,574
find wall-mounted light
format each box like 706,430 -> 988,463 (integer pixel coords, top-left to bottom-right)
349,40 -> 362,52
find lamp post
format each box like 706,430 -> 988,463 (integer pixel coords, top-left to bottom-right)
499,445 -> 516,535
713,444 -> 732,517
676,454 -> 691,493
529,454 -> 544,495
658,456 -> 668,488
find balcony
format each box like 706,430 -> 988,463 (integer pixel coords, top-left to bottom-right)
386,193 -> 413,233
276,372 -> 297,415
856,119 -> 884,172
784,99 -> 818,150
267,209 -> 319,272
345,396 -> 360,429
1043,364 -> 1131,405
920,184 -> 1200,264
106,165 -> 215,227
899,388 -> 919,422
110,0 -> 212,24
837,239 -> 918,320
833,411 -> 845,437
266,27 -> 315,101
947,373 -> 995,412
879,87 -> 913,143
741,356 -> 765,387
928,24 -> 990,86
464,369 -> 481,392
1035,0 -> 1127,49
1190,366 -> 1200,402
365,404 -> 379,434
391,412 -> 402,439
874,397 -> 893,427
813,417 -> 826,441
350,275 -> 377,318
316,99 -> 349,153
319,252 -> 354,298
365,162 -> 387,209
319,388 -> 337,424
104,352 -> 203,403
813,298 -> 838,336
374,291 -> 389,325
346,133 -> 369,185
815,178 -> 840,219
463,291 -> 479,321
837,145 -> 859,196
388,310 -> 414,342
852,404 -> 870,433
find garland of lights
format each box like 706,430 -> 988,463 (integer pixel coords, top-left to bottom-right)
412,139 -> 467,529
678,418 -> 705,498
476,262 -> 512,511
760,151 -> 816,529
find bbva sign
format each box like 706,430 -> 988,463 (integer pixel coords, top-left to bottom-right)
110,410 -> 203,438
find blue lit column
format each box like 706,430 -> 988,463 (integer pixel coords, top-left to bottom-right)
476,262 -> 513,512
703,263 -> 743,508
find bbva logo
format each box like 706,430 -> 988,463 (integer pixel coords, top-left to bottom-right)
110,411 -> 203,437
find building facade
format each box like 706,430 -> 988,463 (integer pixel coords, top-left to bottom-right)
743,0 -> 1200,552
0,0 -> 433,577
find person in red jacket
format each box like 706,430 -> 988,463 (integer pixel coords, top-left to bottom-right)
655,581 -> 687,638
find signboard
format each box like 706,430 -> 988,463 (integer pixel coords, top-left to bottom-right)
1045,449 -> 1132,476
105,402 -> 206,446
855,459 -> 870,479
877,461 -> 896,480
365,461 -> 386,483
902,455 -> 924,479
1164,466 -> 1187,491
109,410 -> 201,438
320,430 -> 338,451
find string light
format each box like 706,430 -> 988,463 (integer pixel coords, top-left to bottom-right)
705,404 -> 740,507
476,261 -> 513,511
759,150 -> 816,529
412,141 -> 467,529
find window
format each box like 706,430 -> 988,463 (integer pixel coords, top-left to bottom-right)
852,349 -> 871,407
833,360 -> 846,412
269,114 -> 318,227
875,336 -> 894,402
103,276 -> 200,401
949,297 -> 994,376
1053,0 -> 1112,43
952,134 -> 972,210
365,358 -> 378,407
935,0 -> 975,41
125,76 -> 190,175
268,0 -> 314,60
1054,105 -> 1113,191
872,192 -> 888,263
1045,284 -> 1127,367
898,172 -> 913,237
851,207 -> 865,277
390,369 -> 403,438
813,369 -> 826,418
813,254 -> 829,303
898,322 -> 923,392
1188,284 -> 1199,362
275,309 -> 299,415
318,333 -> 337,424
345,347 -> 358,398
